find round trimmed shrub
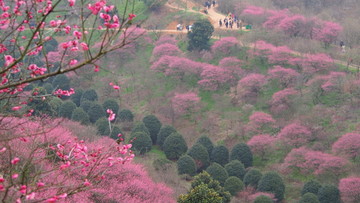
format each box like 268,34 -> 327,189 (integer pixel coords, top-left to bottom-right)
80,100 -> 94,113
71,107 -> 90,125
206,163 -> 229,185
49,97 -> 62,114
188,143 -> 210,171
225,160 -> 246,180
109,126 -> 123,140
95,118 -> 109,135
177,155 -> 197,176
254,195 -> 273,203
224,176 -> 244,196
88,103 -> 106,123
131,122 -> 150,137
81,89 -> 98,102
143,115 -> 162,144
52,74 -> 70,90
317,185 -> 340,203
300,193 -> 320,203
130,131 -> 152,155
257,172 -> 285,201
157,125 -> 177,148
43,83 -> 54,94
196,136 -> 214,155
230,143 -> 253,168
301,180 -> 322,195
244,168 -> 262,188
102,99 -> 119,115
211,145 -> 229,166
58,101 -> 77,119
163,132 -> 188,160
70,89 -> 83,106
118,109 -> 134,122
178,184 -> 222,203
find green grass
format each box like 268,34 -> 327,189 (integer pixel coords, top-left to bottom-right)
148,145 -> 166,159
199,90 -> 215,111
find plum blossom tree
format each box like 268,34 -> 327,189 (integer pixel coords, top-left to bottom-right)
155,35 -> 178,46
313,21 -> 343,46
283,147 -> 349,177
247,111 -> 276,134
270,88 -> 299,114
171,92 -> 201,117
151,43 -> 181,61
219,57 -> 243,78
268,66 -> 300,88
237,73 -> 267,102
0,117 -> 134,202
247,134 -> 276,160
198,65 -> 234,91
277,123 -> 312,147
211,37 -> 240,56
332,133 -> 360,160
339,177 -> 360,203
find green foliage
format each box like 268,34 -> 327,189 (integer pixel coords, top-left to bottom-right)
300,193 -> 320,203
190,172 -> 231,203
244,168 -> 262,188
88,103 -> 106,123
317,185 -> 340,203
254,195 -> 274,203
301,180 -> 322,195
103,99 -> 119,115
43,83 -> 54,94
163,132 -> 188,160
27,87 -> 54,116
52,74 -> 70,90
196,136 -> 214,155
109,126 -> 123,140
206,163 -> 229,185
48,97 -> 62,114
230,143 -> 253,168
70,89 -> 83,106
224,176 -> 244,196
131,122 -> 150,137
58,101 -> 77,119
187,19 -> 214,51
157,125 -> 177,148
130,131 -> 152,155
178,184 -> 223,203
188,143 -> 210,171
224,160 -> 246,180
258,172 -> 285,201
80,100 -> 94,113
211,145 -> 229,166
95,118 -> 109,135
143,115 -> 162,144
177,155 -> 197,176
81,89 -> 98,102
71,107 -> 90,125
118,109 -> 134,122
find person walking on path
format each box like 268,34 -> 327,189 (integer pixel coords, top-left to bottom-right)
219,19 -> 222,27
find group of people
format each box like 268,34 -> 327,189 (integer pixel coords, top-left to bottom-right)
176,24 -> 192,31
219,12 -> 244,29
203,0 -> 216,14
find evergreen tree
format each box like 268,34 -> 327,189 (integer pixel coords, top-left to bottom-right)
95,118 -> 110,135
243,168 -> 262,188
130,131 -> 152,155
80,100 -> 94,113
301,180 -> 322,195
71,107 -> 90,125
163,132 -> 188,160
196,136 -> 214,155
102,99 -> 120,115
188,143 -> 210,171
317,185 -> 340,203
81,89 -> 98,102
225,160 -> 246,180
258,172 -> 285,201
157,125 -> 177,148
187,19 -> 214,51
230,143 -> 253,168
52,74 -> 70,90
206,163 -> 229,185
254,195 -> 273,203
178,184 -> 222,203
118,109 -> 134,122
88,103 -> 106,123
177,155 -> 197,176
300,193 -> 320,203
224,176 -> 244,196
211,145 -> 230,166
143,115 -> 162,144
58,101 -> 77,119
70,89 -> 83,106
131,122 -> 150,137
